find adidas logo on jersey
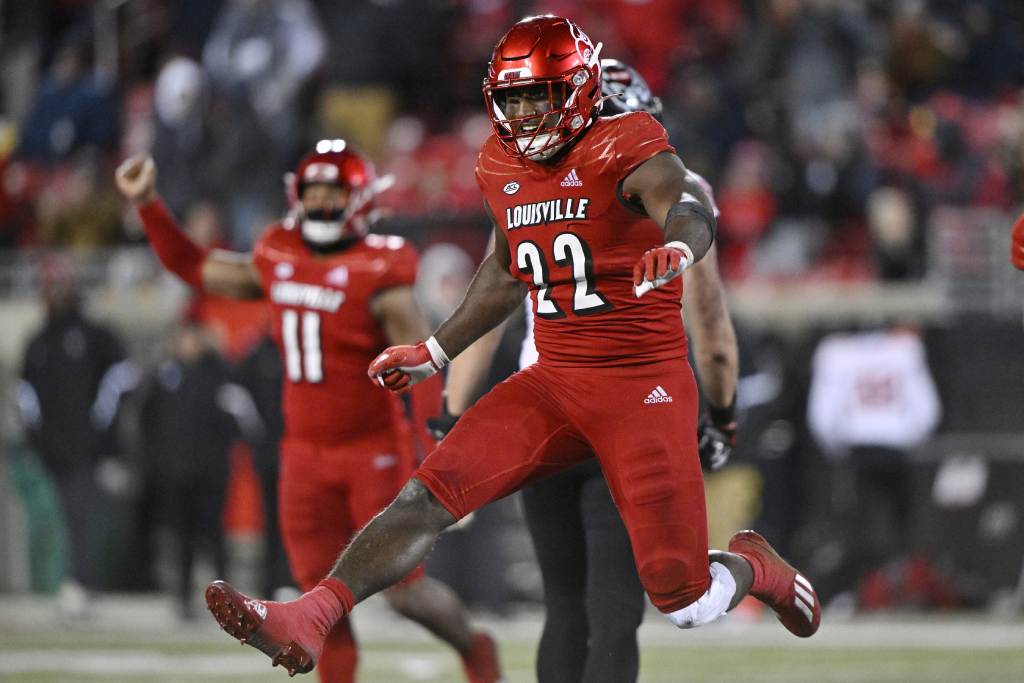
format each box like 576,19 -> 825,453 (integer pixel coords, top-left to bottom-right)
644,386 -> 673,404
560,168 -> 583,187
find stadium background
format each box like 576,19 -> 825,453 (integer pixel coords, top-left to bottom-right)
1,0 -> 1024,681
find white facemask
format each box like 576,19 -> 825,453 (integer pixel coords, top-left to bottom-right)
301,218 -> 344,245
516,131 -> 565,160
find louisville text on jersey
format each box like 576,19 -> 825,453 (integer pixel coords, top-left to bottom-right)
505,197 -> 590,230
270,281 -> 345,312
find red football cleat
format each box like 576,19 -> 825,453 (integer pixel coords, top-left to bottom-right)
205,581 -> 337,676
728,530 -> 821,637
461,632 -> 505,683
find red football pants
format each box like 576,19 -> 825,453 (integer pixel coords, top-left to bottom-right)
279,430 -> 424,683
415,359 -> 710,613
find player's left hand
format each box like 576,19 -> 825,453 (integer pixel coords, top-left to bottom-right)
633,242 -> 693,297
697,414 -> 736,471
1012,213 -> 1024,271
368,342 -> 443,394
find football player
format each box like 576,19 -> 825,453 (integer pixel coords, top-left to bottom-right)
432,58 -> 738,683
115,144 -> 502,683
201,16 -> 821,676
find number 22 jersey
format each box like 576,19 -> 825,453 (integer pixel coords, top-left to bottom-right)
252,226 -> 417,442
476,111 -> 688,368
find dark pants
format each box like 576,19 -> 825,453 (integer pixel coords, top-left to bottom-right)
254,446 -> 293,596
521,459 -> 646,683
832,447 -> 912,592
164,477 -> 228,610
52,466 -> 99,588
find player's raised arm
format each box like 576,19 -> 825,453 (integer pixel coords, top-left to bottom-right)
115,154 -> 262,299
368,211 -> 526,394
622,152 -> 717,297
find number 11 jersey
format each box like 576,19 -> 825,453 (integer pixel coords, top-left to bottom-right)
476,111 -> 688,368
252,226 -> 417,442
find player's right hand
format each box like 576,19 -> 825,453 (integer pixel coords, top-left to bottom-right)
633,242 -> 693,297
115,154 -> 158,205
368,342 -> 442,394
1012,213 -> 1024,271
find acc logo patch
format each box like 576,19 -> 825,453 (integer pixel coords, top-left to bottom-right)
503,181 -> 521,195
326,265 -> 348,286
275,262 -> 294,280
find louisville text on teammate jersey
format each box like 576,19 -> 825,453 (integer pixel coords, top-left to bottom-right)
505,197 -> 590,230
270,281 -> 345,313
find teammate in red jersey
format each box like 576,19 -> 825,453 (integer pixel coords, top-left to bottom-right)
198,15 -> 821,677
115,143 -> 502,683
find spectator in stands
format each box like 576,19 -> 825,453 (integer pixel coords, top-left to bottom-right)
139,321 -> 257,619
16,255 -> 136,618
17,28 -> 117,164
150,57 -> 211,218
807,324 -> 941,602
201,0 -> 324,245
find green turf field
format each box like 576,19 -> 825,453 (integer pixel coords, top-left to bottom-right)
2,596 -> 1023,682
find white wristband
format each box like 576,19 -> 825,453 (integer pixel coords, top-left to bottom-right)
664,240 -> 695,270
425,336 -> 450,369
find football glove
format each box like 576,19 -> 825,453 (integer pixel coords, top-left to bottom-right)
426,403 -> 460,441
368,337 -> 449,395
697,413 -> 736,472
633,241 -> 694,297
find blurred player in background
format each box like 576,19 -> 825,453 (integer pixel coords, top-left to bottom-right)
114,144 -> 502,683
430,58 -> 739,683
201,16 -> 820,677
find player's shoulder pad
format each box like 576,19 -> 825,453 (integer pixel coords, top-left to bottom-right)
363,234 -> 418,290
363,233 -> 415,256
608,111 -> 668,144
602,111 -> 674,178
252,222 -> 295,260
475,134 -> 518,189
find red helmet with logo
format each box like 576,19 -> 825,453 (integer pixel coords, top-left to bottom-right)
483,15 -> 603,161
285,139 -> 390,246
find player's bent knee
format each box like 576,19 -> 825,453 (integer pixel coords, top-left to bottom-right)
639,556 -> 709,610
662,562 -> 736,629
391,478 -> 457,531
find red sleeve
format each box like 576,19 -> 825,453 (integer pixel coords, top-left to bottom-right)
137,198 -> 206,289
375,241 -> 419,292
614,112 -> 676,177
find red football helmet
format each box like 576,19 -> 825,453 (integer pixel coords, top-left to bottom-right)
483,15 -> 603,161
284,139 -> 391,246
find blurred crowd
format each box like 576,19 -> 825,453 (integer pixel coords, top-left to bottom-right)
3,0 -> 1024,619
1,0 -> 1022,276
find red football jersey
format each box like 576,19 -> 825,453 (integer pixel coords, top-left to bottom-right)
476,112 -> 687,367
253,226 -> 416,441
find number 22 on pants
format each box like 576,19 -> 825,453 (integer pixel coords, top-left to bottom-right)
282,309 -> 323,383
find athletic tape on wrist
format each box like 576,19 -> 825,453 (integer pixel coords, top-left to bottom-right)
664,241 -> 695,270
425,336 -> 450,369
